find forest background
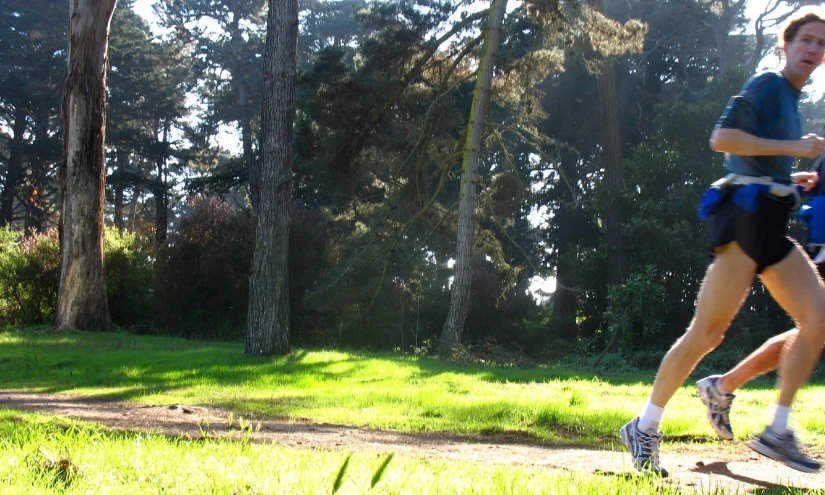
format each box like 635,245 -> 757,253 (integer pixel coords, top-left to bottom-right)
2,0 -> 824,370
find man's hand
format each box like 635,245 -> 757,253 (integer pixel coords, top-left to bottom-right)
795,134 -> 825,159
792,171 -> 820,191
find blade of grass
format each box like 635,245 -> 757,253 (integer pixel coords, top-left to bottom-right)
331,453 -> 351,494
370,453 -> 394,488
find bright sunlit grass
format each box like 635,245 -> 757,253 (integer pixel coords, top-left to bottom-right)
0,410 -> 742,495
0,327 -> 823,449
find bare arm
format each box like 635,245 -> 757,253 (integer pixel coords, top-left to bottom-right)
709,128 -> 824,159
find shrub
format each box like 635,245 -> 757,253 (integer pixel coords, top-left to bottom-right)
0,227 -> 60,325
104,228 -> 153,327
448,337 -> 535,368
0,226 -> 150,327
604,266 -> 666,353
153,197 -> 253,339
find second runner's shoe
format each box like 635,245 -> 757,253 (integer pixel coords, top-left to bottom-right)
696,375 -> 735,440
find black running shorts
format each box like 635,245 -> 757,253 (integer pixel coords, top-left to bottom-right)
709,191 -> 794,274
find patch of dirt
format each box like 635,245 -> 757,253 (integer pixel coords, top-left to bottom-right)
1,390 -> 823,492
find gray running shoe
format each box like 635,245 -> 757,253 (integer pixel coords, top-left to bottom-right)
696,375 -> 735,440
619,417 -> 669,477
749,427 -> 822,473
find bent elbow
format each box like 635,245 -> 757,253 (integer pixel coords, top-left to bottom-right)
709,129 -> 722,152
709,128 -> 737,153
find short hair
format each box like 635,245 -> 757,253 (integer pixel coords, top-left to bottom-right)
782,7 -> 825,47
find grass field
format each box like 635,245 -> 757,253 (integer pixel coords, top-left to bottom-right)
0,410 -> 708,495
0,327 -> 823,493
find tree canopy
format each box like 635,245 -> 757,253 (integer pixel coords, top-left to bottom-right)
1,0 -> 822,366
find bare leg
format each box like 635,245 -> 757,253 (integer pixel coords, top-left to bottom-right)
649,242 -> 756,408
760,245 -> 825,406
717,329 -> 797,393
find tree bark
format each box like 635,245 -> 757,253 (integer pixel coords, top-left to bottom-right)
597,63 -> 625,290
55,0 -> 117,333
1,109 -> 26,228
589,0 -> 624,292
246,0 -> 298,356
549,154 -> 582,340
438,0 -> 507,358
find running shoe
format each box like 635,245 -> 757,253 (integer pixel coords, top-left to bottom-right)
696,375 -> 735,440
749,427 -> 822,473
619,417 -> 669,477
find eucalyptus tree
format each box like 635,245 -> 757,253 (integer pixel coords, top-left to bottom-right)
55,0 -> 118,332
743,0 -> 818,73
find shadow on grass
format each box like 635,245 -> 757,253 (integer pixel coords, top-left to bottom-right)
2,327 -> 796,391
0,327 -> 806,446
0,328 -> 656,394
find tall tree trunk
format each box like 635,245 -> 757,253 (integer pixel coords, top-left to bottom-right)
713,17 -> 730,75
588,0 -> 625,359
597,62 -> 625,289
438,0 -> 507,358
1,109 -> 26,227
549,154 -> 582,339
55,0 -> 117,333
246,0 -> 298,356
589,0 -> 624,291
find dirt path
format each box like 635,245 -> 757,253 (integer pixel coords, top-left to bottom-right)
1,390 -> 823,492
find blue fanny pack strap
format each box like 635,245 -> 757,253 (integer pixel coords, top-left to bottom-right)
732,184 -> 771,213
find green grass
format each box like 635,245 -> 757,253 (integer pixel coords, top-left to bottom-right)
0,327 -> 823,449
0,410 -> 770,495
1,327 -> 824,493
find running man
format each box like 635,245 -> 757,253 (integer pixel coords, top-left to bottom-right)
619,7 -> 825,476
696,152 -> 825,455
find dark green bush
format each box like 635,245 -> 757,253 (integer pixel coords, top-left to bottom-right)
153,197 -> 253,339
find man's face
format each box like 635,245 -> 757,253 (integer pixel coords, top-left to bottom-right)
784,21 -> 825,83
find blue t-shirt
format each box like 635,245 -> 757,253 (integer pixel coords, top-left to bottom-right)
715,71 -> 802,185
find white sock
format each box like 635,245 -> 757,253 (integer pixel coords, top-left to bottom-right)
638,401 -> 664,432
770,405 -> 790,435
